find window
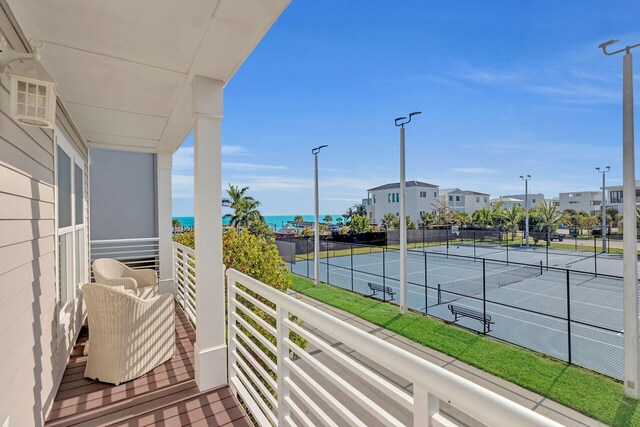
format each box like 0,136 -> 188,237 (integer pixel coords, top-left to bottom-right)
420,191 -> 427,198
388,193 -> 391,203
590,210 -> 599,216
56,130 -> 86,319
373,195 -> 376,204
476,196 -> 480,203
396,192 -> 399,202
484,196 -> 488,203
569,201 -> 578,204
396,212 -> 399,217
434,192 -> 437,197
448,195 -> 453,202
455,196 -> 460,202
420,211 -> 425,215
532,199 -> 536,203
610,190 -> 623,204
590,200 -> 602,206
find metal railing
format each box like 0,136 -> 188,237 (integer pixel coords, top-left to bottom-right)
227,268 -> 560,427
173,242 -> 196,325
90,237 -> 160,271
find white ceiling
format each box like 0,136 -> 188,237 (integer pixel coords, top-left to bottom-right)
7,0 -> 290,153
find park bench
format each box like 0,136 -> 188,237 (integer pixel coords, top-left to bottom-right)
367,282 -> 396,301
448,304 -> 494,333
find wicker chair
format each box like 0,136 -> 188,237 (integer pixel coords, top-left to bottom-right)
82,283 -> 175,385
92,258 -> 158,291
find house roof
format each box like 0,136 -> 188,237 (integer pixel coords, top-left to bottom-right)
7,0 -> 290,153
368,180 -> 438,191
440,188 -> 489,196
491,197 -> 523,202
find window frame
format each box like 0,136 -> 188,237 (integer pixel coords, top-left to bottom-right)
54,127 -> 87,334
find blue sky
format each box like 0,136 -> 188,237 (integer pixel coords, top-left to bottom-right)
172,1 -> 640,216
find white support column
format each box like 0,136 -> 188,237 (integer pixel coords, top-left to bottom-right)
193,75 -> 227,391
622,52 -> 639,398
157,150 -> 174,294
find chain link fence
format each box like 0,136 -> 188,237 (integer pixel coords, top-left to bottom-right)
277,236 -> 626,380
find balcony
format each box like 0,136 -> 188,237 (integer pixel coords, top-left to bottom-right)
44,301 -> 250,427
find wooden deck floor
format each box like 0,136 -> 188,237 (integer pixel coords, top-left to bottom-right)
45,302 -> 250,427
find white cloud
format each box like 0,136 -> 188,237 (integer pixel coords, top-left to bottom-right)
222,145 -> 247,155
451,167 -> 496,174
223,162 -> 286,171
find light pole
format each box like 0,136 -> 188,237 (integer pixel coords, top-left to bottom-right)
312,145 -> 328,286
395,111 -> 421,315
595,166 -> 610,253
600,38 -> 640,399
519,175 -> 531,247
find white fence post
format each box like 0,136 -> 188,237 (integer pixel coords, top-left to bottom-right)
276,305 -> 290,425
414,384 -> 439,427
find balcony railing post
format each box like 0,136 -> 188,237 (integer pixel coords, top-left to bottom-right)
413,384 -> 439,427
276,304 -> 290,425
227,273 -> 237,388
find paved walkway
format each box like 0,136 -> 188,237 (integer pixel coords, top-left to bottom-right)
289,289 -> 605,427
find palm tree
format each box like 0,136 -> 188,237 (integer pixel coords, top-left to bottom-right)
419,211 -> 436,228
293,215 -> 305,227
504,204 -> 523,238
323,215 -> 333,224
222,184 -> 262,229
381,213 -> 400,230
538,201 -> 563,237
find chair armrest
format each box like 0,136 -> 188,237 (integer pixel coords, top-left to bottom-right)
95,276 -> 137,290
125,268 -> 158,288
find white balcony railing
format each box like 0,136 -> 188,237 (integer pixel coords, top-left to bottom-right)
173,242 -> 196,325
226,268 -> 561,427
90,237 -> 160,271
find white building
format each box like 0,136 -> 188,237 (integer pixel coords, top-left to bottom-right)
440,188 -> 490,215
607,181 -> 640,213
366,181 -> 439,225
501,193 -> 545,208
490,196 -> 524,209
558,191 -> 602,215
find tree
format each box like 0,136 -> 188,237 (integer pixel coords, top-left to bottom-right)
504,204 -> 523,238
406,216 -> 416,230
349,214 -> 371,234
222,184 -> 262,229
323,215 -> 333,224
472,208 -> 493,229
579,215 -> 599,234
248,219 -> 275,243
293,215 -> 305,226
336,217 -> 344,226
225,198 -> 262,229
452,211 -> 472,227
537,201 -> 563,234
433,199 -> 455,226
381,213 -> 400,230
419,211 -> 436,228
172,218 -> 181,230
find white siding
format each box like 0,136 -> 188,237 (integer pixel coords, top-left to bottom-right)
0,7 -> 88,426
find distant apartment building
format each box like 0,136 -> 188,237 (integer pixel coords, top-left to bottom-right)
548,196 -> 560,208
439,188 -> 490,215
366,181 -> 439,225
501,193 -> 545,208
606,181 -> 640,213
490,197 -> 523,209
558,191 -> 602,215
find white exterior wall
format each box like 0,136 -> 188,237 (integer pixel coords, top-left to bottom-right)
0,16 -> 89,426
370,186 -> 438,224
559,191 -> 602,215
502,193 -> 545,208
440,190 -> 489,214
607,183 -> 640,213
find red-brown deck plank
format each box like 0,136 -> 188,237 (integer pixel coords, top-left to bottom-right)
45,302 -> 249,427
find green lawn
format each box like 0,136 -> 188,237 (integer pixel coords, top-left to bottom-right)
287,272 -> 640,426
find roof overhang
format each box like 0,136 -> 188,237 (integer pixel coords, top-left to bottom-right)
6,0 -> 290,153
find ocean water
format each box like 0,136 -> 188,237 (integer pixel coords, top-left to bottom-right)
173,214 -> 340,229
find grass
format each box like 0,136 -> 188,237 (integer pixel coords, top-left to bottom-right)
287,272 -> 640,426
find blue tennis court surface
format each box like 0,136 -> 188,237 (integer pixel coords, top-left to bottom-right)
288,247 -> 625,379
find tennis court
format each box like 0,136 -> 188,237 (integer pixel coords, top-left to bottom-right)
288,247 -> 625,379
